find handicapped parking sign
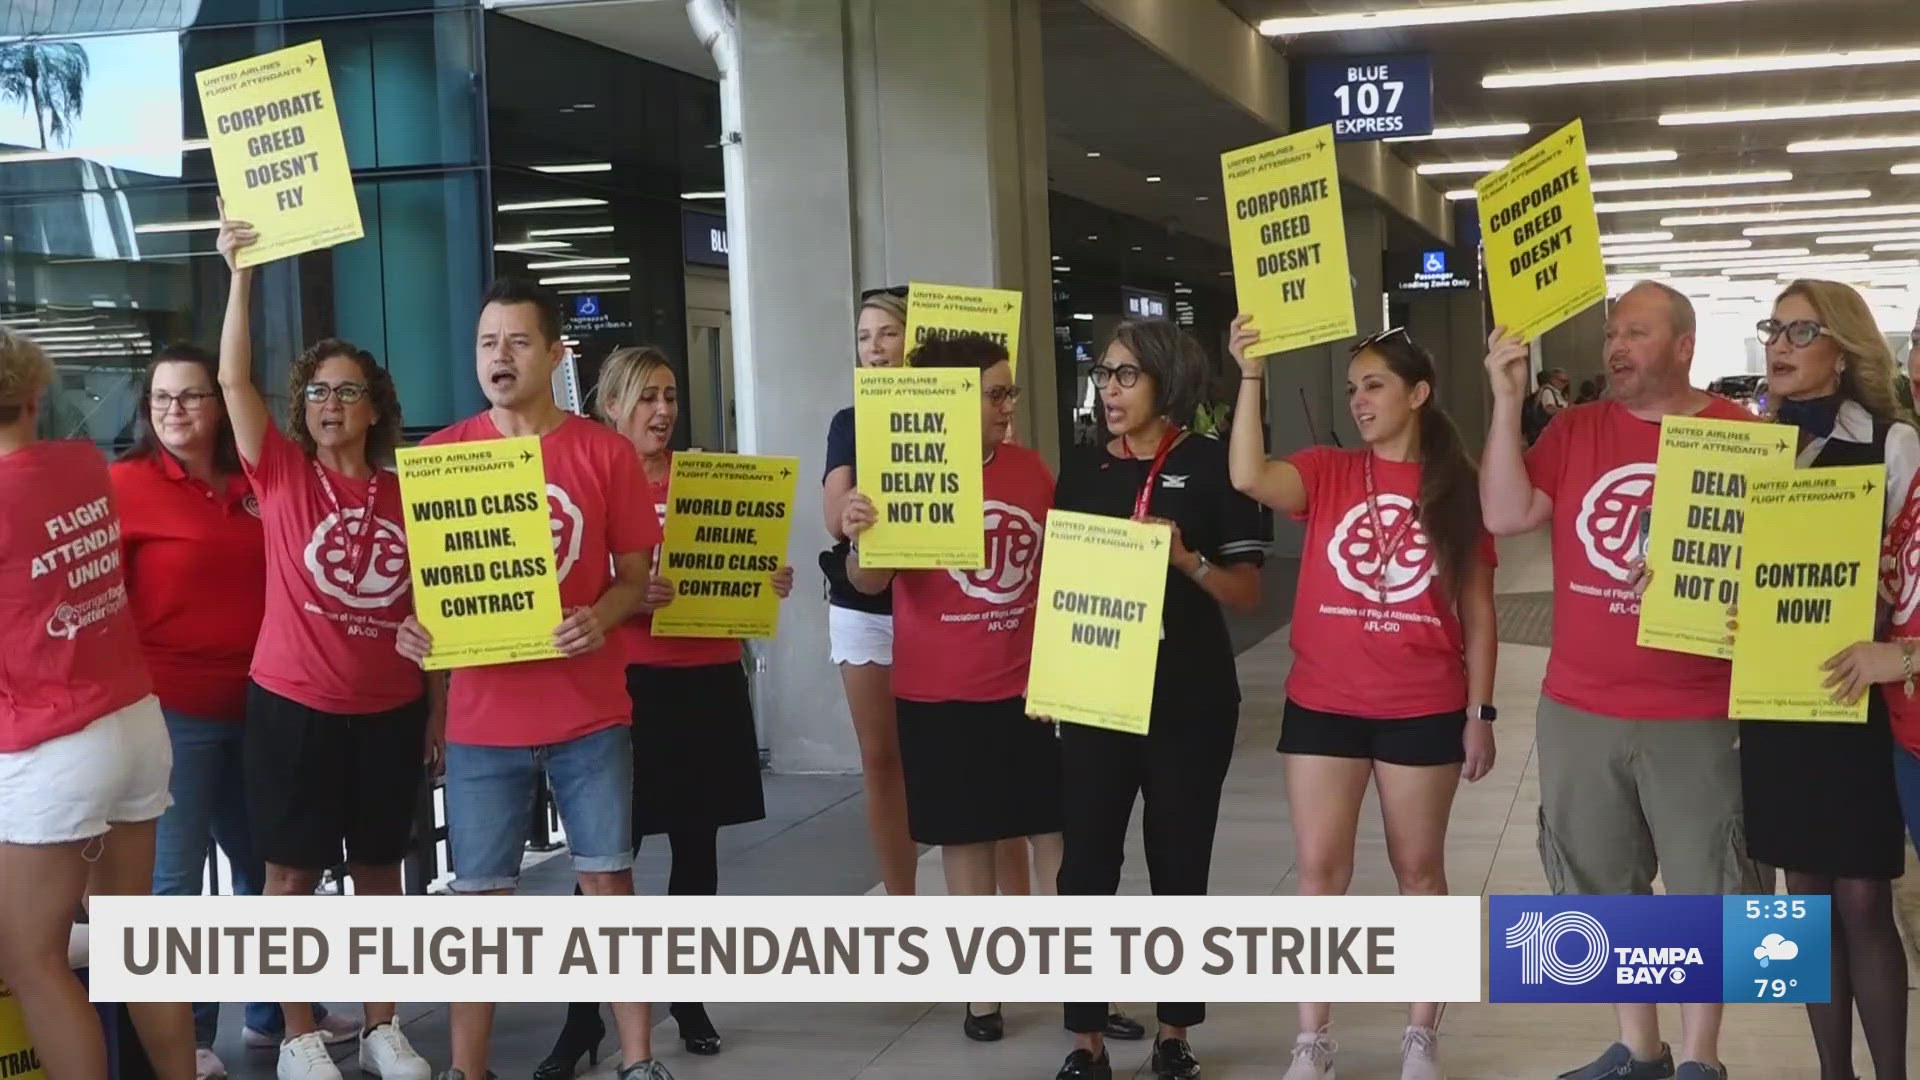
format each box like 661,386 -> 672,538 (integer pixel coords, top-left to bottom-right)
573,295 -> 601,319
1422,250 -> 1447,275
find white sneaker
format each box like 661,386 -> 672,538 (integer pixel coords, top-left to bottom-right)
246,1013 -> 362,1050
1282,1027 -> 1337,1080
361,1022 -> 432,1080
1401,1025 -> 1444,1080
276,1032 -> 343,1080
195,1047 -> 229,1080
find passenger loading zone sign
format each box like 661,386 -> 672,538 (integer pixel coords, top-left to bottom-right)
1475,118 -> 1604,341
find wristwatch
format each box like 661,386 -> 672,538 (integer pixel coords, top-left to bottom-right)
1468,705 -> 1497,722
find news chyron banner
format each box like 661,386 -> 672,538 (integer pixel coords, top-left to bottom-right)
1490,895 -> 1831,1004
1026,512 -> 1171,735
905,283 -> 1022,372
394,437 -> 563,670
1221,126 -> 1356,359
853,368 -> 985,569
196,42 -> 362,267
1476,119 -> 1605,340
89,895 -> 1482,1004
1636,417 -> 1794,659
650,453 -> 800,640
0,981 -> 44,1080
1730,465 -> 1883,722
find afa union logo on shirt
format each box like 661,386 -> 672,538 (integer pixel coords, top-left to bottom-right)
951,500 -> 1041,607
1326,495 -> 1434,605
303,507 -> 409,610
1575,463 -> 1654,584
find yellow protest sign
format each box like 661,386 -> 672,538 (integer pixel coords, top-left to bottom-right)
1026,512 -> 1170,735
395,437 -> 563,670
651,452 -> 800,639
905,283 -> 1022,372
1476,118 -> 1605,340
1220,125 -> 1355,358
1730,465 -> 1883,722
1637,416 -> 1793,658
195,41 -> 362,267
0,981 -> 45,1080
853,368 -> 984,569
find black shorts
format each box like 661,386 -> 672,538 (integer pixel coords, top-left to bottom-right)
243,682 -> 428,871
1277,699 -> 1467,767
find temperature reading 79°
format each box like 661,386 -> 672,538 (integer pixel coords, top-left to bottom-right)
1755,978 -> 1799,999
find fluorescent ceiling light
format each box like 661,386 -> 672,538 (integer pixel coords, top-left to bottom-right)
1869,243 -> 1920,252
1260,0 -> 1755,36
1071,313 -> 1094,321
1487,46 -> 1920,89
1601,239 -> 1752,256
528,226 -> 615,237
1385,123 -> 1531,143
1416,149 -> 1676,175
1662,97 -> 1920,126
1598,189 -> 1871,213
1600,231 -> 1674,244
1590,170 -> 1792,193
1145,175 -> 1162,183
525,256 -> 631,270
1744,216 -> 1920,235
134,220 -> 219,235
1892,163 -> 1920,175
680,191 -> 725,199
530,162 -> 612,174
1633,247 -> 1812,267
494,241 -> 569,252
1788,135 -> 1920,153
1668,202 -> 1920,227
1817,231 -> 1920,244
537,273 -> 632,286
1716,254 -> 1875,273
497,198 -> 607,212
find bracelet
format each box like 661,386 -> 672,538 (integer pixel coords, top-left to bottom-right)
1903,641 -> 1915,698
1241,374 -> 1265,381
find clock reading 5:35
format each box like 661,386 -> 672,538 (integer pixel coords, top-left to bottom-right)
1746,899 -> 1808,920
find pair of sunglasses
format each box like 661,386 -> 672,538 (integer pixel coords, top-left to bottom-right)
1349,326 -> 1411,355
860,285 -> 909,301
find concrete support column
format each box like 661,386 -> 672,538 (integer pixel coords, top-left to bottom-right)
729,0 -> 1055,774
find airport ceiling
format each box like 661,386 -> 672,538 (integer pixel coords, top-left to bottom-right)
1224,0 -> 1920,296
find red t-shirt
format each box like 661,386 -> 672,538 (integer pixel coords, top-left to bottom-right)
0,441 -> 153,751
111,453 -> 265,722
621,457 -> 744,669
1284,446 -> 1497,719
1526,397 -> 1754,718
424,413 -> 661,746
891,443 -> 1053,703
244,425 -> 421,715
1882,481 -> 1920,753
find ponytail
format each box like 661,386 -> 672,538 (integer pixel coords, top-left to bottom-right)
1357,333 -> 1482,599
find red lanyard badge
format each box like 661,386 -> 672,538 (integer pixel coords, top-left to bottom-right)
312,459 -> 381,585
1362,453 -> 1419,603
1122,426 -> 1184,522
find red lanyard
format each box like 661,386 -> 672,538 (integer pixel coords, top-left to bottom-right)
312,459 -> 380,585
1362,453 -> 1419,602
1122,426 -> 1184,521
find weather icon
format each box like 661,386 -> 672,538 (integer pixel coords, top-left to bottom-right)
1754,934 -> 1799,968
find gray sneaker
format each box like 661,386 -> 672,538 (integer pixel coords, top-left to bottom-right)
616,1063 -> 676,1080
1558,1043 -> 1675,1080
1674,1064 -> 1727,1080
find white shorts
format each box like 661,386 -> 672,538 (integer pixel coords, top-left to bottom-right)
0,695 -> 172,846
829,605 -> 893,666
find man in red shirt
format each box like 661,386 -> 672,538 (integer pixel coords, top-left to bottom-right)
396,279 -> 663,1080
1481,281 -> 1769,1080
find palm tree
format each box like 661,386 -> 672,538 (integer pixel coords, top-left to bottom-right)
0,40 -> 89,150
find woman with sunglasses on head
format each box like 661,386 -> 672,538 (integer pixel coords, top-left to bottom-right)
112,343 -> 357,1078
1049,318 -> 1267,1080
215,214 -> 436,1080
1736,281 -> 1919,1080
1229,319 -> 1496,1080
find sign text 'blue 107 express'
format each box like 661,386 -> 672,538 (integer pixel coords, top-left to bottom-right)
1301,55 -> 1433,142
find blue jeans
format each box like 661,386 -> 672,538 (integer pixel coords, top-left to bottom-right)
153,710 -> 322,1045
1893,742 -> 1920,861
444,725 -> 635,892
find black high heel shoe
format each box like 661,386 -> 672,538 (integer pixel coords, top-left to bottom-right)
962,1005 -> 1004,1042
670,1003 -> 722,1056
532,1003 -> 605,1080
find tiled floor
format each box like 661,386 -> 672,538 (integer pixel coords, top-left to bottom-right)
202,532 -> 1919,1078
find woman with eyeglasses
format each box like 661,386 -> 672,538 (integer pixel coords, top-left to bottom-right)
841,333 -> 1065,1044
1049,318 -> 1267,1080
1226,319 -> 1495,1080
1736,281 -> 1919,1080
215,214 -> 436,1080
112,343 -> 356,1078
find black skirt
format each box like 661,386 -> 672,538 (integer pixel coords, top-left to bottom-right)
896,696 -> 1063,845
1741,687 -> 1905,880
627,662 -> 767,836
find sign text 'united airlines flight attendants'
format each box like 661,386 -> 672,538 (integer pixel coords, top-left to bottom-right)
1475,118 -> 1606,341
395,437 -> 563,670
853,368 -> 985,569
650,452 -> 800,639
1729,465 -> 1882,722
87,895 -> 1483,1004
1026,512 -> 1171,735
195,41 -> 363,267
905,283 -> 1023,372
1637,417 -> 1794,660
1220,126 -> 1356,359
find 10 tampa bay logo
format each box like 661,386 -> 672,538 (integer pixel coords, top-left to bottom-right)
1489,895 -> 1723,1003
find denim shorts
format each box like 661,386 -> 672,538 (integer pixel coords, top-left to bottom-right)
444,723 -> 634,892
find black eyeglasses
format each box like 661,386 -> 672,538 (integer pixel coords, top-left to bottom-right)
1756,318 -> 1832,348
984,385 -> 1022,404
305,382 -> 368,404
1350,326 -> 1410,355
860,286 -> 909,302
1088,364 -> 1144,389
148,390 -> 218,411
